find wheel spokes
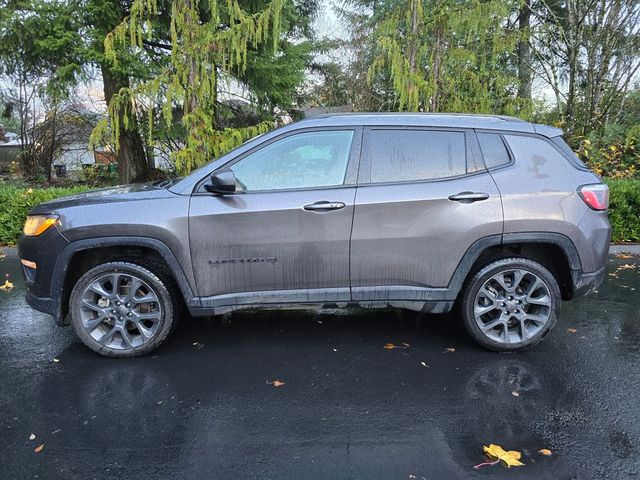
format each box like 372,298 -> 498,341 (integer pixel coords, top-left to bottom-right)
79,272 -> 162,351
474,267 -> 552,345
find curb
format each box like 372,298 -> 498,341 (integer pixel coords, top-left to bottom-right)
2,244 -> 639,258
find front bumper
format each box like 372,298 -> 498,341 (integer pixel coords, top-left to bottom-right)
18,226 -> 69,325
572,266 -> 606,297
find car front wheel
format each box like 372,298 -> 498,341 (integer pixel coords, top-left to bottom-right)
461,258 -> 560,352
69,262 -> 177,357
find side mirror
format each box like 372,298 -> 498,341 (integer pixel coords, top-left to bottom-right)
205,168 -> 237,195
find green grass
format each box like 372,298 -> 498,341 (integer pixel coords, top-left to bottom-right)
0,179 -> 638,246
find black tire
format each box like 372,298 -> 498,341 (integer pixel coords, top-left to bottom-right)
69,262 -> 178,357
460,257 -> 560,352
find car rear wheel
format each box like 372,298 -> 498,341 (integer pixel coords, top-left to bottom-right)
460,258 -> 560,352
69,262 -> 177,357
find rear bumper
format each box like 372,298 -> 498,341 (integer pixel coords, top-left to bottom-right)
572,266 -> 606,297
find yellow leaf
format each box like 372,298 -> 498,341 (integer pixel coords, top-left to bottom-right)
34,444 -> 44,453
268,380 -> 285,387
384,343 -> 396,349
615,253 -> 634,259
567,328 -> 577,333
483,444 -> 524,468
539,448 -> 552,456
0,279 -> 13,291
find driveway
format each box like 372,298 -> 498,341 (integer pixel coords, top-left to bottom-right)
1,253 -> 639,479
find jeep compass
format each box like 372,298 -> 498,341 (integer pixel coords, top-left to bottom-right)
18,113 -> 611,357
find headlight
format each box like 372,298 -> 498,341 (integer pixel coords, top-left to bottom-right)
23,215 -> 59,237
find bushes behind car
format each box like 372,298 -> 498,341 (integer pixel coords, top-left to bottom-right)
606,178 -> 640,243
0,184 -> 89,245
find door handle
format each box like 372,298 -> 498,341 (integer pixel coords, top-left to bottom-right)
448,192 -> 490,203
303,201 -> 346,212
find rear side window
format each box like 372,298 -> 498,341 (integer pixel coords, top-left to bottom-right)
365,129 -> 466,183
477,133 -> 511,169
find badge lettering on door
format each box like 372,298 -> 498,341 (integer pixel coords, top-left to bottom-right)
208,257 -> 277,265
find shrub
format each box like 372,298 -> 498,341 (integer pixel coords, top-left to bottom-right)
606,178 -> 640,243
0,185 -> 89,245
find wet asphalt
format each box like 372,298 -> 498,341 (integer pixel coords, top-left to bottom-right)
0,253 -> 639,480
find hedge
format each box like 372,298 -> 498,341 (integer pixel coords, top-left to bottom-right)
0,180 -> 638,245
0,185 -> 89,245
606,178 -> 640,243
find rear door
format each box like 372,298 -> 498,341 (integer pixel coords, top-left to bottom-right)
189,127 -> 362,306
350,127 -> 503,302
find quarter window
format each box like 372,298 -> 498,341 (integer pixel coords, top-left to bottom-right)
230,130 -> 354,191
477,133 -> 511,168
365,129 -> 466,183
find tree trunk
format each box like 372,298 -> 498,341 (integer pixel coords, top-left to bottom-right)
517,0 -> 532,100
101,65 -> 149,183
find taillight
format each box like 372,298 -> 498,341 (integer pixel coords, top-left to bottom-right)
578,184 -> 609,211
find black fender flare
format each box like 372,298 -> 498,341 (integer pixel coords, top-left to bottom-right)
446,232 -> 582,296
52,237 -> 199,324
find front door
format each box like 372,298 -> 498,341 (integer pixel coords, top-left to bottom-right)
189,128 -> 361,308
350,127 -> 503,302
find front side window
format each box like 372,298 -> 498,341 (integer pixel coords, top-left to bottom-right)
365,129 -> 466,183
230,130 -> 354,191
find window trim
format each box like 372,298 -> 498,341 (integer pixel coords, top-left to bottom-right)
194,126 -> 363,194
357,126 -> 478,186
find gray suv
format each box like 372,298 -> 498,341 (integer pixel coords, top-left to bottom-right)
18,113 -> 611,357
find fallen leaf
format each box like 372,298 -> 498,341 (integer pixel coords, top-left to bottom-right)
567,328 -> 577,333
512,391 -> 520,397
619,263 -> 637,270
29,433 -> 35,440
268,380 -> 285,387
474,444 -> 524,469
333,348 -> 338,352
539,448 -> 552,456
0,279 -> 14,291
53,358 -> 60,363
615,253 -> 634,259
34,444 -> 44,453
384,343 -> 408,350
421,362 -> 429,368
444,348 -> 455,353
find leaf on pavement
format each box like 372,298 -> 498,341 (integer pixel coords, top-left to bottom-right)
421,362 -> 429,368
615,253 -> 634,259
444,348 -> 455,353
29,433 -> 35,440
268,380 -> 285,387
474,444 -> 524,469
34,444 -> 44,453
539,448 -> 552,456
512,391 -> 520,397
384,343 -> 408,350
567,328 -> 577,333
0,279 -> 13,291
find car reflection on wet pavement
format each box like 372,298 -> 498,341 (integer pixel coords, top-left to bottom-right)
1,253 -> 639,479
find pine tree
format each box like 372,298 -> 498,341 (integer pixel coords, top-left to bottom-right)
102,0 -> 288,174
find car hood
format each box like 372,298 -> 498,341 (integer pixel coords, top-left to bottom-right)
30,183 -> 179,214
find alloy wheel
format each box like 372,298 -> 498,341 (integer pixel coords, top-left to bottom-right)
78,272 -> 163,350
473,268 -> 552,344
